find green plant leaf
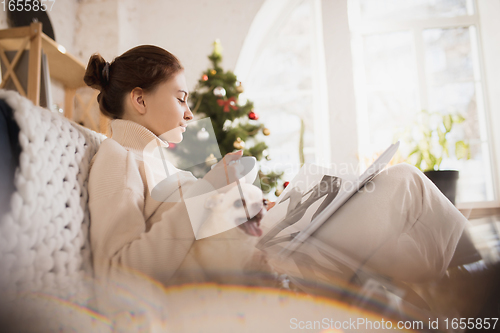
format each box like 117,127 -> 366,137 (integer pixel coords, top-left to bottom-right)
443,114 -> 453,132
452,114 -> 465,123
407,146 -> 420,157
436,156 -> 442,170
414,152 -> 423,171
455,140 -> 470,160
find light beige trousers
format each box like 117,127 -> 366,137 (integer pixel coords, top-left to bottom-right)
308,163 -> 468,283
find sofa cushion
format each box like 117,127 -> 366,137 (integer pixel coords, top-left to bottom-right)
0,99 -> 21,220
0,90 -> 107,302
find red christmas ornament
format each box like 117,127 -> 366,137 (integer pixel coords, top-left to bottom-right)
217,97 -> 239,112
283,181 -> 290,188
168,142 -> 176,149
248,111 -> 259,120
202,74 -> 208,81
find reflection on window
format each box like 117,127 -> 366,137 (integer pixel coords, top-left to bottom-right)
350,0 -> 495,204
235,0 -> 329,193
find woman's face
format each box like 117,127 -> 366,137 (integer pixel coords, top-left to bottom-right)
143,70 -> 193,143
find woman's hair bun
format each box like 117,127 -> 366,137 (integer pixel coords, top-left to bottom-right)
84,53 -> 110,90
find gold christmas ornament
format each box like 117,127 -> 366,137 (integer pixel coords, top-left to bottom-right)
205,153 -> 218,166
262,128 -> 271,136
275,188 -> 283,197
236,81 -> 244,93
210,69 -> 217,75
233,137 -> 245,149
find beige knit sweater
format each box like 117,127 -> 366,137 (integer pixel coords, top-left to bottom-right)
88,119 -> 264,287
88,119 -> 210,284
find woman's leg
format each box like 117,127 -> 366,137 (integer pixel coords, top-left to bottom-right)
308,163 -> 468,282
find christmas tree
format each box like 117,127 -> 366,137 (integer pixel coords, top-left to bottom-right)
185,40 -> 283,195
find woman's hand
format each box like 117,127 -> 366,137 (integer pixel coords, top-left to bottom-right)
237,199 -> 275,237
203,150 -> 245,192
237,207 -> 265,237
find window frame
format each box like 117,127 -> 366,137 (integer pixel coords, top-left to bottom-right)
235,0 -> 332,172
348,0 -> 500,209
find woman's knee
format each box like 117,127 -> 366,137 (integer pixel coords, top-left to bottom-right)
386,163 -> 422,178
370,163 -> 423,191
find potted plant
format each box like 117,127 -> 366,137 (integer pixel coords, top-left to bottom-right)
403,110 -> 470,205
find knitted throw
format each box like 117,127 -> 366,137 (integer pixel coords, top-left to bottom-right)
0,89 -> 106,300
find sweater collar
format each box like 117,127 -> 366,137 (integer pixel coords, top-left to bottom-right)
110,119 -> 170,152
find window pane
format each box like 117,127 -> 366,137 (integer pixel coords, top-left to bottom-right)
241,0 -> 324,194
424,26 -> 493,202
247,2 -> 313,93
364,31 -> 418,86
250,93 -> 314,177
428,82 -> 474,115
351,0 -> 496,204
361,31 -> 420,153
423,27 -> 474,85
359,0 -> 472,21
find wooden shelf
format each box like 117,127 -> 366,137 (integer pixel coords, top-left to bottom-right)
0,22 -> 108,134
0,25 -> 86,89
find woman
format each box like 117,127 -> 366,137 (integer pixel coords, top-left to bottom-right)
85,45 -> 473,290
85,45 -> 267,288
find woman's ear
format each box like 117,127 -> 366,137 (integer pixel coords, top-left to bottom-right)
130,88 -> 146,115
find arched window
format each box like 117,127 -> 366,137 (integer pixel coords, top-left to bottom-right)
235,0 -> 330,192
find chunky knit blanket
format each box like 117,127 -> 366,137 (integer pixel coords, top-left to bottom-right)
0,90 -> 109,331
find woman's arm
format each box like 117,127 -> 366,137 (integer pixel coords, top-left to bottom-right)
88,140 -> 197,284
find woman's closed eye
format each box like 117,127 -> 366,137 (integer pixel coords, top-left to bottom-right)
177,98 -> 186,104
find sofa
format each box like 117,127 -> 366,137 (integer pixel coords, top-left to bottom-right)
0,89 -> 485,332
0,89 -> 113,331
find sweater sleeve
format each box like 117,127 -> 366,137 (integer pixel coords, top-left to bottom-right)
88,140 -> 198,284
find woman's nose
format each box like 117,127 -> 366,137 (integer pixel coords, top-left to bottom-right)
184,106 -> 194,120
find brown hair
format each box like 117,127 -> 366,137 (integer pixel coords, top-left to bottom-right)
83,45 -> 183,119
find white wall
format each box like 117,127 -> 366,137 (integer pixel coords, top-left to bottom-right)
48,0 -> 80,110
74,0 -> 120,63
74,0 -> 264,90
0,10 -> 8,29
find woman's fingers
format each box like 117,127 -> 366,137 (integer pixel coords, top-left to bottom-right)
223,150 -> 244,163
211,150 -> 243,171
203,163 -> 245,190
237,207 -> 265,237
